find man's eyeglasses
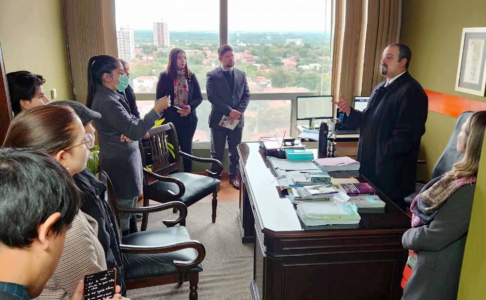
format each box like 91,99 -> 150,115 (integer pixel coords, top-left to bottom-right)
65,134 -> 95,150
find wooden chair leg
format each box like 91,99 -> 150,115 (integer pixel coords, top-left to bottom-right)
212,191 -> 218,223
141,195 -> 149,231
189,274 -> 199,300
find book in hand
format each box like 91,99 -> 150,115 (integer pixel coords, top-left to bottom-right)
84,268 -> 116,300
340,183 -> 377,195
219,115 -> 240,130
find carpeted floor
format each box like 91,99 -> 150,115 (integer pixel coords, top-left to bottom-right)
127,199 -> 253,300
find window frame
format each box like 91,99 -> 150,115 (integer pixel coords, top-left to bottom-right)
129,0 -> 332,148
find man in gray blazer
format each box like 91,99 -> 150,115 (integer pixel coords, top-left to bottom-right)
207,44 -> 251,189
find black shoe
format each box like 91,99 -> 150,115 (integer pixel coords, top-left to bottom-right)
229,178 -> 241,190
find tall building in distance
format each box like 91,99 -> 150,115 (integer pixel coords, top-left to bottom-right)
153,19 -> 170,46
117,27 -> 135,61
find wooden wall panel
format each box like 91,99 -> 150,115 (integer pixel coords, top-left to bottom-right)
0,40 -> 12,144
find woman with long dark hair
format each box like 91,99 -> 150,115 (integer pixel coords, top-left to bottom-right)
156,48 -> 203,172
86,55 -> 169,235
3,105 -> 123,300
402,110 -> 486,300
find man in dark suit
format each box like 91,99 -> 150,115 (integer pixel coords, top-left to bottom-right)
120,59 -> 141,119
207,45 -> 251,190
334,43 -> 428,210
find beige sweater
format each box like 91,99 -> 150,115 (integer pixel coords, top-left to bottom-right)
36,211 -> 106,300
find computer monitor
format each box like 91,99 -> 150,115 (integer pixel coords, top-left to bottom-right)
354,96 -> 369,112
296,95 -> 334,127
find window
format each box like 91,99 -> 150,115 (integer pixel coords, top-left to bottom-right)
115,0 -> 333,141
115,0 -> 219,94
228,0 -> 332,94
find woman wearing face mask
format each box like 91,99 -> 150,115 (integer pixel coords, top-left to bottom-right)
402,110 -> 486,300
86,55 -> 169,236
156,48 -> 203,172
2,105 -> 124,300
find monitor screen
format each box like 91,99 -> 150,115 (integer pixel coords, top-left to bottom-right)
354,97 -> 369,112
296,95 -> 334,120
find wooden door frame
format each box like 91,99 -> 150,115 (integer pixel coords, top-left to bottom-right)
0,38 -> 12,144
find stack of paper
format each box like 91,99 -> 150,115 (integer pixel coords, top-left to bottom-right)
286,171 -> 331,186
347,195 -> 386,213
296,201 -> 361,228
290,186 -> 349,202
267,157 -> 320,172
313,156 -> 360,172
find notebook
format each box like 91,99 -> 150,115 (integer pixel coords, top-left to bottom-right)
340,183 -> 377,195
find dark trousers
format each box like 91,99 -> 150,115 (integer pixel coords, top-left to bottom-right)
168,117 -> 197,173
210,126 -> 243,179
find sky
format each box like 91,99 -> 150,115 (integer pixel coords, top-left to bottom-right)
115,0 -> 332,32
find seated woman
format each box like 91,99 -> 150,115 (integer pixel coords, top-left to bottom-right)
402,110 -> 486,300
3,105 -> 126,300
6,70 -> 49,116
50,100 -> 126,294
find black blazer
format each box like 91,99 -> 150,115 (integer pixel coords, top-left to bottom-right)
206,67 -> 251,129
123,84 -> 140,118
156,72 -> 203,123
345,72 -> 428,199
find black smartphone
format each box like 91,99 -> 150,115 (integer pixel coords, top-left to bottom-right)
83,268 -> 117,300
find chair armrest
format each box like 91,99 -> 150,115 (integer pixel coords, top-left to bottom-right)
180,151 -> 223,177
118,201 -> 187,227
120,240 -> 206,279
143,168 -> 185,198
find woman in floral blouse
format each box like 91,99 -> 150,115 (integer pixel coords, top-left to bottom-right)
156,48 -> 203,172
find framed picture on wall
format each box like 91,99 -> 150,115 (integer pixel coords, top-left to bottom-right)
455,27 -> 486,96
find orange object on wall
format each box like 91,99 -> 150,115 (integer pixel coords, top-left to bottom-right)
426,90 -> 486,118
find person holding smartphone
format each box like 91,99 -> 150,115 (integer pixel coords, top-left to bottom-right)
87,55 -> 170,236
156,48 -> 203,172
2,106 -> 124,300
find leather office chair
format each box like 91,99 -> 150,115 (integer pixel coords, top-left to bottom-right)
100,171 -> 206,300
405,111 -> 473,204
139,123 -> 223,228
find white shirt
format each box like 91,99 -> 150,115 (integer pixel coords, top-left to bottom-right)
221,64 -> 234,72
385,71 -> 406,87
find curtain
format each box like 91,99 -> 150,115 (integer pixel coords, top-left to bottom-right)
0,41 -> 12,143
331,0 -> 402,104
64,0 -> 117,105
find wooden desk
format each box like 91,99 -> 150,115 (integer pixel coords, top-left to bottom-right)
237,142 -> 410,300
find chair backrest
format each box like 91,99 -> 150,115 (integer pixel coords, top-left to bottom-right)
99,170 -> 122,237
432,111 -> 474,178
139,122 -> 181,175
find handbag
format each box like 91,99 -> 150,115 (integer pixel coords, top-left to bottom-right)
401,253 -> 417,289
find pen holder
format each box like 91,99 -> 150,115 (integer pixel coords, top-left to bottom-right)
266,149 -> 286,159
327,142 -> 336,157
275,149 -> 286,159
